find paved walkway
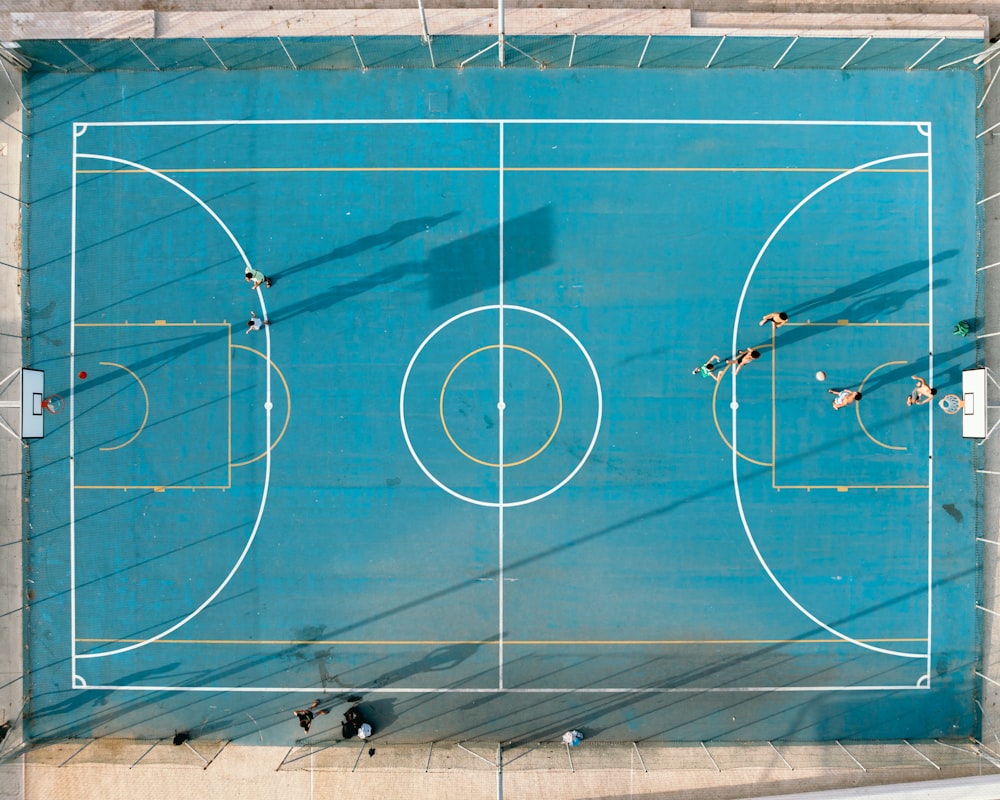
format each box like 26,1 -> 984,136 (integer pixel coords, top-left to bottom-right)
0,48 -> 25,800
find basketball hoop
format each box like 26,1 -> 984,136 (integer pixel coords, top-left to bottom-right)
41,394 -> 63,414
939,393 -> 963,415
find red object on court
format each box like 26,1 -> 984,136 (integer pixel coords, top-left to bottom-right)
78,371 -> 87,379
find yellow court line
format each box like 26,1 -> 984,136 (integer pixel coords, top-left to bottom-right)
76,166 -> 928,175
784,321 -> 929,327
75,321 -> 232,487
772,323 -> 777,485
507,167 -> 927,173
440,344 -> 562,469
76,637 -> 927,646
97,362 -> 149,452
775,484 -> 928,490
77,167 -> 496,174
230,344 -> 292,467
711,349 -> 773,468
228,323 -> 232,484
857,360 -> 909,451
74,322 -> 227,327
75,484 -> 230,490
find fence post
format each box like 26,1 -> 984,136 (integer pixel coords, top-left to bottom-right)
130,38 -> 160,71
841,37 -> 871,69
277,37 -> 298,69
774,37 -> 797,69
908,38 -> 944,70
705,36 -> 726,69
202,38 -> 229,70
351,36 -> 367,71
58,40 -> 95,71
637,35 -> 652,68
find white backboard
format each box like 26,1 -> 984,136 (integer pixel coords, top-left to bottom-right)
20,368 -> 43,439
963,367 -> 987,440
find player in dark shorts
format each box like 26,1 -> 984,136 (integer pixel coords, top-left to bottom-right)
342,706 -> 365,739
727,348 -> 761,375
245,266 -> 272,289
907,376 -> 937,406
759,311 -> 788,329
293,699 -> 329,733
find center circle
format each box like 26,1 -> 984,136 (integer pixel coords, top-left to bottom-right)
399,304 -> 603,508
439,344 -> 563,468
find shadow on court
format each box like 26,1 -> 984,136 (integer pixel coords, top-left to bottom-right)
267,205 -> 554,321
618,251 -> 960,370
785,250 -> 958,318
274,211 -> 462,282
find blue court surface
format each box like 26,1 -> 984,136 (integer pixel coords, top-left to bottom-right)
21,66 -> 981,745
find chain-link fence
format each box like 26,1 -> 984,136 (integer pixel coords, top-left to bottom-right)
22,736 -> 1000,788
2,34 -> 985,73
274,739 -> 1000,774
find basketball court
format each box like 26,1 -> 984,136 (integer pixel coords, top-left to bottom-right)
17,65 -> 981,745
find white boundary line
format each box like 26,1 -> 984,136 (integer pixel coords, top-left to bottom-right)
74,683 -> 929,694
74,118 -> 931,128
69,125 -> 80,677
730,149 -> 932,664
70,118 -> 935,694
71,147 -> 270,664
924,123 -> 935,665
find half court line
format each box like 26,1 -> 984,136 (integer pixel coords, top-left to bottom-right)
498,120 -> 505,691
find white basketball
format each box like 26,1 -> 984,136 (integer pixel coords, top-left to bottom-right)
816,371 -> 827,381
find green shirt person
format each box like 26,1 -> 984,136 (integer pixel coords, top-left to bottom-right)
245,267 -> 271,289
692,355 -> 721,382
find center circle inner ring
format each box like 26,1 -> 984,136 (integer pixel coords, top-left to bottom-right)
439,344 -> 563,468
